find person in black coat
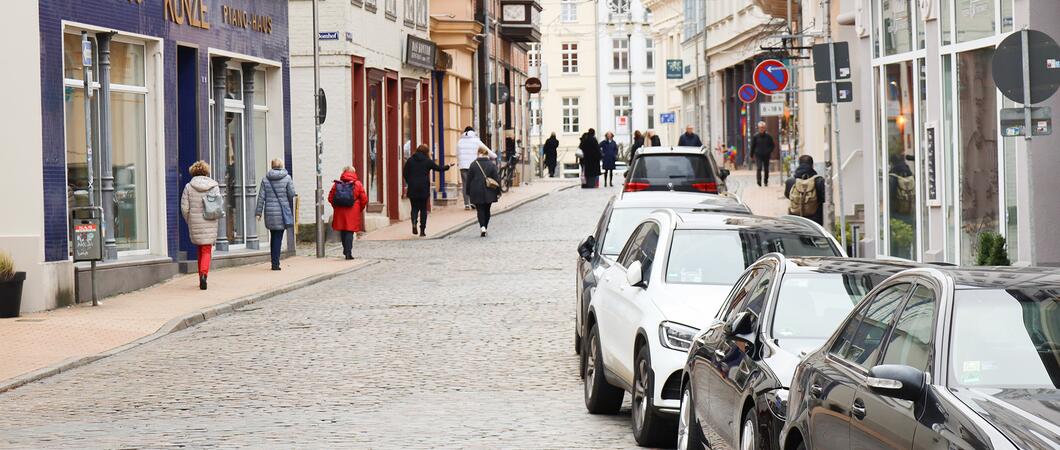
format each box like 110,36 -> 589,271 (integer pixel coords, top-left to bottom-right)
464,147 -> 502,237
403,144 -> 454,236
629,130 -> 644,161
784,155 -> 826,225
579,128 -> 602,188
647,130 -> 662,146
543,133 -> 559,177
677,125 -> 703,147
750,121 -> 777,186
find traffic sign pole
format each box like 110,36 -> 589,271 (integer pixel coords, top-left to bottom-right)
1022,29 -> 1033,142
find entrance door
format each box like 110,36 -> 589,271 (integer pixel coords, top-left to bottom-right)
955,47 -> 999,264
177,46 -> 198,257
224,110 -> 246,246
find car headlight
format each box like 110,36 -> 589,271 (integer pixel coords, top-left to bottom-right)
764,388 -> 789,420
659,321 -> 699,352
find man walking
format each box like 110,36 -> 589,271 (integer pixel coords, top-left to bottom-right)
677,125 -> 703,147
457,126 -> 496,210
543,132 -> 559,177
750,121 -> 776,186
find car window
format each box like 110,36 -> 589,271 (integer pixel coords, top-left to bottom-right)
639,225 -> 660,284
720,268 -> 766,322
830,282 -> 912,369
618,224 -> 649,267
662,229 -> 840,286
881,285 -> 937,372
772,273 -> 888,353
716,269 -> 759,320
746,231 -> 839,258
630,155 -> 712,180
950,288 -> 1060,388
593,204 -> 613,255
601,208 -> 654,256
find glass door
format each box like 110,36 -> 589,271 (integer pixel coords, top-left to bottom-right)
224,110 -> 246,246
955,46 -> 999,264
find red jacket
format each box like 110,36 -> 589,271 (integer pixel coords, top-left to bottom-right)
328,171 -> 368,232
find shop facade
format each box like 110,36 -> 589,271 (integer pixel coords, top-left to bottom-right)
0,0 -> 291,312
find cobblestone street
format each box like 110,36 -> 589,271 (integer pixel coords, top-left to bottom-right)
0,184 -> 647,448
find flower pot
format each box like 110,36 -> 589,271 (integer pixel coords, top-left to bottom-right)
0,272 -> 26,318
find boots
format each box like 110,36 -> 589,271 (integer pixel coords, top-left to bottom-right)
199,274 -> 207,290
419,226 -> 426,237
412,222 -> 419,235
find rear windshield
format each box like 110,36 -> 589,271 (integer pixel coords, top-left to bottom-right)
631,155 -> 712,180
665,230 -> 840,285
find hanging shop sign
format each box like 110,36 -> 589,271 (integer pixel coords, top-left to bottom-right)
406,35 -> 438,71
666,59 -> 684,79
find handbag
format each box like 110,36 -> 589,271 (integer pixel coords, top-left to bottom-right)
268,180 -> 295,227
476,161 -> 500,190
202,188 -> 224,220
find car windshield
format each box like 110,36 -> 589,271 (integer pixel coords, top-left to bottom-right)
771,273 -> 886,353
665,230 -> 839,285
601,208 -> 654,256
949,289 -> 1060,389
631,155 -> 711,180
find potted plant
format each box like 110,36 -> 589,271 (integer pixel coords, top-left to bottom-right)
974,232 -> 1011,266
0,251 -> 26,318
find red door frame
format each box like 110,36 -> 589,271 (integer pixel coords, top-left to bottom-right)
351,56 -> 365,176
385,71 -> 400,221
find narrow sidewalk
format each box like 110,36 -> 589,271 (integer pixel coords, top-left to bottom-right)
727,169 -> 789,217
0,256 -> 369,391
361,177 -> 578,241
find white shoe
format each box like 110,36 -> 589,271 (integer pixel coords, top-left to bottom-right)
480,227 -> 487,237
464,204 -> 471,210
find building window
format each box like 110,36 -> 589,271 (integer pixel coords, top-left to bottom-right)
528,43 -> 540,69
252,69 -> 272,244
645,39 -> 654,71
561,0 -> 577,22
562,97 -> 580,133
614,95 -> 631,119
646,95 -> 655,129
365,0 -> 377,12
63,34 -> 150,255
880,61 -> 918,260
530,98 -> 542,136
416,0 -> 428,28
386,0 -> 397,20
954,0 -> 996,43
609,0 -> 631,18
562,43 -> 578,73
683,0 -> 703,39
880,0 -> 912,56
612,38 -> 629,71
403,0 -> 415,26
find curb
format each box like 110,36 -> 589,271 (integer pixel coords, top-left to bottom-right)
430,181 -> 579,239
0,259 -> 378,394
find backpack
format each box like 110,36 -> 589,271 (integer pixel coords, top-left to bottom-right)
333,181 -> 356,207
788,176 -> 821,217
891,173 -> 915,215
202,188 -> 224,220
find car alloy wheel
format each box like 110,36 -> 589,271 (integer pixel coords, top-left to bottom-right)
632,357 -> 650,433
741,416 -> 756,450
677,387 -> 692,450
584,337 -> 598,396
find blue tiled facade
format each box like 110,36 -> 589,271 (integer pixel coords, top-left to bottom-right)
38,0 -> 291,262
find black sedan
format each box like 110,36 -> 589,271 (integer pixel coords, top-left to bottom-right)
781,266 -> 1060,450
678,256 -> 922,450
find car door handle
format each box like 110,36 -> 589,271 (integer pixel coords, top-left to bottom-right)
714,349 -> 726,359
809,383 -> 822,398
851,399 -> 867,420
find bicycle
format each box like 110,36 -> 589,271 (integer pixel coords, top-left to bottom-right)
498,155 -> 519,193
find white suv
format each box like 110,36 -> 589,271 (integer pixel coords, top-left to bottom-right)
582,210 -> 843,447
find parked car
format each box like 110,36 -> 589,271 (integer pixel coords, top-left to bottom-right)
622,147 -> 730,195
678,256 -> 925,450
575,192 -> 751,355
582,210 -> 844,447
781,266 -> 1060,450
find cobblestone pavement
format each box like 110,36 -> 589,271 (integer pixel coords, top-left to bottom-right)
0,184 -> 653,449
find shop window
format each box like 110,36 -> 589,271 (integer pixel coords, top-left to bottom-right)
917,58 -> 929,257
882,61 -> 918,260
954,0 -> 995,43
63,33 -> 149,254
940,0 -> 952,45
881,0 -> 913,56
942,54 -> 957,262
562,97 -> 580,133
956,47 -> 999,264
1001,0 -> 1013,32
367,82 -> 385,203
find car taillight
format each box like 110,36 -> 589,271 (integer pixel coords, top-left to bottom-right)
624,182 -> 650,192
692,182 -> 718,193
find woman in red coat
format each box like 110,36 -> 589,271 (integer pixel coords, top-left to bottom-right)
328,166 -> 368,259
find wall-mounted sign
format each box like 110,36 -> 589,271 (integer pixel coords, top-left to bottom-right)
666,59 -> 683,79
221,5 -> 273,33
924,122 -> 938,204
405,35 -> 437,70
164,0 -> 211,30
659,112 -> 676,124
525,77 -> 542,94
318,31 -> 339,40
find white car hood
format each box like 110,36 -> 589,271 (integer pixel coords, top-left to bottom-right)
651,283 -> 733,330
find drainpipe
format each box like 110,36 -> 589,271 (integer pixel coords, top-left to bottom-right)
242,62 -> 260,250
97,32 -> 118,260
434,70 -> 447,199
212,56 -> 230,252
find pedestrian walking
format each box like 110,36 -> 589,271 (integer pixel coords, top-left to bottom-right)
750,121 -> 776,186
403,144 -> 454,237
180,160 -> 221,290
784,155 -> 825,225
255,159 -> 296,271
464,147 -> 501,237
543,132 -> 559,177
457,126 -> 497,210
328,166 -> 368,259
678,125 -> 703,147
579,128 -> 602,189
600,132 -> 619,187
647,129 -> 661,146
629,130 -> 644,161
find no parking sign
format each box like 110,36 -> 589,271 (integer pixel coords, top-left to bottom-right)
753,59 -> 789,95
738,84 -> 758,103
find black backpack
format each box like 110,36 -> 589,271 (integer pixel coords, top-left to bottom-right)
333,181 -> 356,207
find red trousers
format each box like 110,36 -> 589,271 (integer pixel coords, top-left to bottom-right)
198,245 -> 213,276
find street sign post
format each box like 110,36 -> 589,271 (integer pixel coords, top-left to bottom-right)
615,116 -> 629,134
816,81 -> 853,103
752,59 -> 789,95
812,42 -> 851,82
738,84 -> 758,103
760,102 -> 784,117
1001,106 -> 1052,136
992,29 -> 1060,105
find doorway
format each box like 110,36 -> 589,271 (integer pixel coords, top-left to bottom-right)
177,46 -> 198,257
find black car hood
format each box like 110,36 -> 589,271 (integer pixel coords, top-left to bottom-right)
951,387 -> 1060,449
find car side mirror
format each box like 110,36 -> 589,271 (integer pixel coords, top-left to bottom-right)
724,311 -> 756,337
867,364 -> 926,402
719,169 -> 731,181
578,235 -> 596,261
625,260 -> 645,288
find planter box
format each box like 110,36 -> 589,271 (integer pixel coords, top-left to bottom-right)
0,272 -> 26,318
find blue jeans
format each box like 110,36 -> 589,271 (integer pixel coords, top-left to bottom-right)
270,230 -> 284,268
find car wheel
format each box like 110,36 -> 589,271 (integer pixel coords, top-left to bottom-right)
677,383 -> 706,450
740,407 -> 760,450
584,324 -> 623,414
574,328 -> 582,355
632,345 -> 677,447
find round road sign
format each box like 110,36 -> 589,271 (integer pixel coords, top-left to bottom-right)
738,84 -> 758,103
991,29 -> 1060,104
525,77 -> 542,94
753,59 -> 789,95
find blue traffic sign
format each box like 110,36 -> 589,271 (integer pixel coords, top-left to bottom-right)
659,112 -> 676,124
753,59 -> 789,95
738,84 -> 758,103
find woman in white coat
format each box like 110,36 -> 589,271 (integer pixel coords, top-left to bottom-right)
180,160 -> 221,290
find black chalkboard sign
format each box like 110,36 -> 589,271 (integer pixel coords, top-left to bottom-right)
72,217 -> 102,262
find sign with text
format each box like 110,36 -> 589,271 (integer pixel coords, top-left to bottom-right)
1001,106 -> 1052,136
812,42 -> 851,81
816,81 -> 854,103
318,31 -> 339,40
164,0 -> 211,30
666,59 -> 684,79
405,35 -> 438,70
659,112 -> 676,124
759,102 -> 784,117
924,123 -> 938,203
616,116 -> 629,134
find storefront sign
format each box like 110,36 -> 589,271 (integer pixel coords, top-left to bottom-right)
318,31 -> 339,40
666,59 -> 683,79
222,5 -> 273,33
405,35 -> 437,71
759,102 -> 784,117
164,0 -> 211,30
924,122 -> 938,204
